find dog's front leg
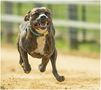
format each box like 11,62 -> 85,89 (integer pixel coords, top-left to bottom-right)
19,47 -> 31,74
39,57 -> 49,72
17,43 -> 23,66
50,48 -> 65,82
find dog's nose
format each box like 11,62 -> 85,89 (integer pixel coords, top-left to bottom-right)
40,15 -> 47,20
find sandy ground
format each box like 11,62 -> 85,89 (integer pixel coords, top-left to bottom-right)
0,47 -> 100,90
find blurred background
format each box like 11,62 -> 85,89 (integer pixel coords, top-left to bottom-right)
1,0 -> 100,58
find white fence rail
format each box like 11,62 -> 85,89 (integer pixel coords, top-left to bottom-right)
1,14 -> 100,30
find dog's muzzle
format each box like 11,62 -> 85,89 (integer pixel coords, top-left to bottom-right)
32,14 -> 49,29
39,14 -> 48,20
38,14 -> 48,29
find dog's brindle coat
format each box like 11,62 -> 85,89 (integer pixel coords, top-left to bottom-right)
17,7 -> 64,82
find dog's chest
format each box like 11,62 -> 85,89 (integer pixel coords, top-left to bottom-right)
34,36 -> 46,55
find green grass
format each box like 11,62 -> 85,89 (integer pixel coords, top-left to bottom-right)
86,5 -> 100,23
77,5 -> 100,23
13,3 -> 33,15
1,2 -> 4,14
52,4 -> 67,19
79,43 -> 100,52
56,39 -> 100,53
55,27 -> 100,53
56,39 -> 69,52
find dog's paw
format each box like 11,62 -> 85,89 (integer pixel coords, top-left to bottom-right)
56,76 -> 65,82
23,64 -> 31,74
39,64 -> 46,72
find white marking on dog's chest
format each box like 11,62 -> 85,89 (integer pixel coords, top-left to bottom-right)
34,35 -> 46,55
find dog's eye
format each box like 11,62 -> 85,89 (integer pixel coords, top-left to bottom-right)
35,13 -> 39,16
45,12 -> 50,15
32,13 -> 39,16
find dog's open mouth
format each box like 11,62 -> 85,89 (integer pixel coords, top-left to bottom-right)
32,17 -> 50,30
39,21 -> 48,29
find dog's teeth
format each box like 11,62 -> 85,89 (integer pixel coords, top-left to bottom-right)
40,23 -> 47,28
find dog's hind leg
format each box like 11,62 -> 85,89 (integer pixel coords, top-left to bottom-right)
39,57 -> 49,72
50,48 -> 65,82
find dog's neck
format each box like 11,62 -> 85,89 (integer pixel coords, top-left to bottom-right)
29,26 -> 48,37
36,28 -> 48,36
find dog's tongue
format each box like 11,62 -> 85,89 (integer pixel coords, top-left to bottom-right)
39,22 -> 47,28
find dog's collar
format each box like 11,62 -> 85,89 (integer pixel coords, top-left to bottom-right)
28,26 -> 48,37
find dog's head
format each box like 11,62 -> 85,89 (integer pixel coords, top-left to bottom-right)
24,7 -> 52,30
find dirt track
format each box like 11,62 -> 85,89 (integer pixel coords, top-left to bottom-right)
0,47 -> 100,90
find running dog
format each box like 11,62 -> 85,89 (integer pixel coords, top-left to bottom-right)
17,7 -> 65,82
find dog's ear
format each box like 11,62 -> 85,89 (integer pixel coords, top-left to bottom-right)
24,10 -> 31,21
45,7 -> 52,15
47,8 -> 51,14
